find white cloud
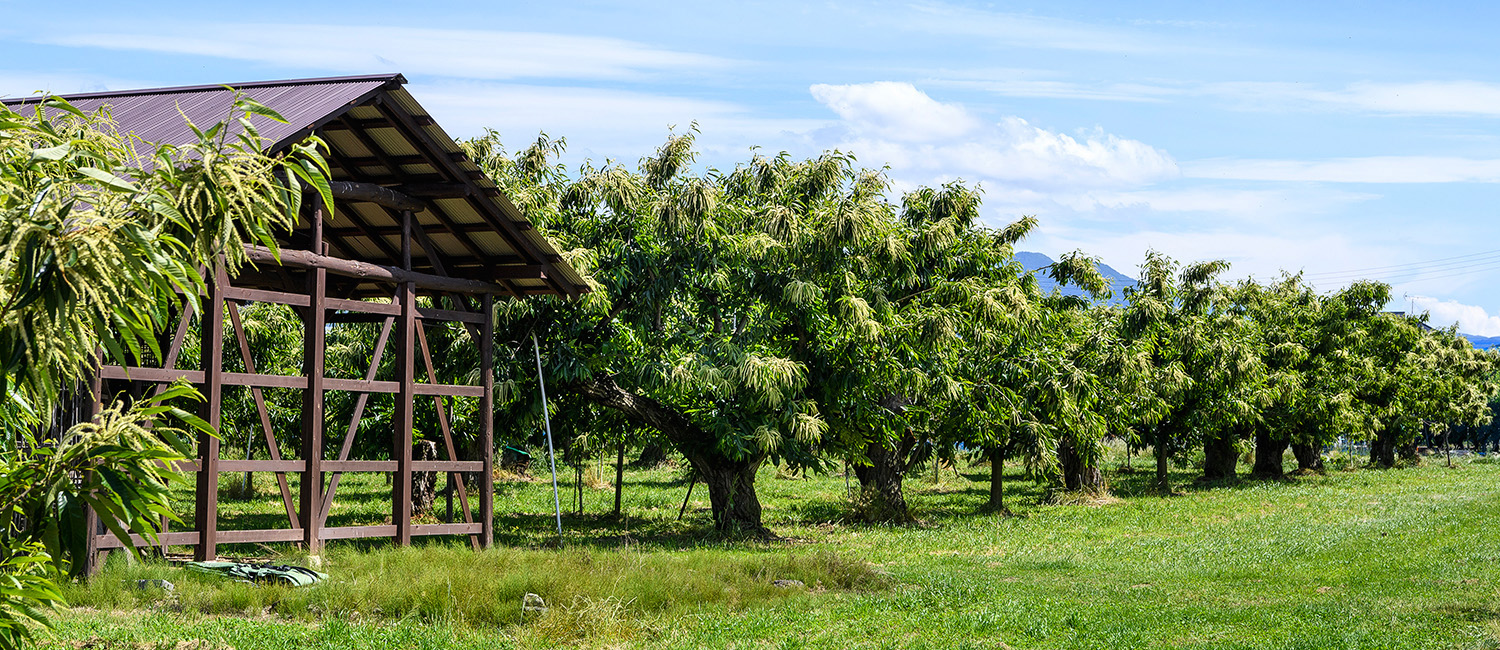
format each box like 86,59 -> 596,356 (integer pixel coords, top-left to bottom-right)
933,76 -> 1500,117
1411,296 -> 1500,336
1185,156 -> 1500,183
899,2 -> 1192,54
808,82 -> 1178,191
810,82 -> 980,142
1057,187 -> 1378,219
944,79 -> 1179,103
411,80 -> 821,162
41,25 -> 728,81
1206,80 -> 1500,117
925,69 -> 1186,103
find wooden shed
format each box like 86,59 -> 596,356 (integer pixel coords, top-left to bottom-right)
3,74 -> 585,572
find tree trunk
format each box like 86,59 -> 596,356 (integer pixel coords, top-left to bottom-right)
853,434 -> 916,522
986,447 -> 1010,514
569,375 -> 767,533
1291,442 -> 1324,473
632,442 -> 667,468
1202,428 -> 1239,482
1154,423 -> 1171,491
411,440 -> 437,516
1399,436 -> 1420,464
1370,427 -> 1397,468
696,455 -> 764,531
1057,437 -> 1104,493
1250,429 -> 1288,479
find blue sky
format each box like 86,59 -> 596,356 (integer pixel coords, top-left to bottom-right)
7,1 -> 1500,333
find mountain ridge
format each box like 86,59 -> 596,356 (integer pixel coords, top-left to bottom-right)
1015,251 -> 1136,306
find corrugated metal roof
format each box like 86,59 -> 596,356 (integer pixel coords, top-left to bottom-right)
2,74 -> 587,298
2,74 -> 398,156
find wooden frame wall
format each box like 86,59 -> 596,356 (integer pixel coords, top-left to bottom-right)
82,208 -> 498,573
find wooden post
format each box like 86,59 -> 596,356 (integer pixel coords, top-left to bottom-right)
300,206 -> 327,552
194,265 -> 226,561
84,353 -> 105,576
394,211 -> 415,546
613,442 -> 625,517
480,293 -> 495,548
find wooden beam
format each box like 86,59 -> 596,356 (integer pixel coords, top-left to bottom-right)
244,245 -> 522,295
99,366 -> 203,383
222,373 -> 308,389
409,212 -> 524,302
326,297 -> 401,316
223,286 -> 311,308
300,220 -> 328,553
219,460 -> 305,472
325,295 -> 402,315
417,307 -> 487,324
322,115 -> 435,130
194,265 -> 226,562
323,377 -> 399,394
480,293 -> 495,549
324,460 -> 398,472
326,180 -> 424,212
412,523 -> 483,536
412,461 -> 483,472
394,211 -> 416,547
370,96 -> 573,297
413,383 -> 484,398
320,525 -> 397,540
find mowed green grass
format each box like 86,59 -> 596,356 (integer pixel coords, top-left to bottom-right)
51,453 -> 1500,649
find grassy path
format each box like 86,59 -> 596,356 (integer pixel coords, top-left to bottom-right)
54,459 -> 1500,649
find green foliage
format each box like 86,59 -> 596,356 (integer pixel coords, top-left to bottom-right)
0,93 -> 331,646
0,94 -> 326,407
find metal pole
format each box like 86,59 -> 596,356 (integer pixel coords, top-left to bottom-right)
533,334 -> 563,537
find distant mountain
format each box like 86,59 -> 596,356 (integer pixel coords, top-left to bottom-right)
1015,251 -> 1136,306
1461,334 -> 1500,350
1010,256 -> 1500,347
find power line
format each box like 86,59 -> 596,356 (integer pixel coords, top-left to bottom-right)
1306,258 -> 1500,287
1303,248 -> 1500,280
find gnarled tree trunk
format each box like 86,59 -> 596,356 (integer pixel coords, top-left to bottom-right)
1057,437 -> 1104,493
411,440 -> 437,516
1251,429 -> 1288,479
853,434 -> 917,522
570,375 -> 766,533
1291,442 -> 1324,473
1202,428 -> 1239,482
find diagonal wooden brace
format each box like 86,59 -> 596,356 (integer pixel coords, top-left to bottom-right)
227,301 -> 300,529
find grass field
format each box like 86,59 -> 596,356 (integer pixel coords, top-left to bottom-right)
49,451 -> 1500,649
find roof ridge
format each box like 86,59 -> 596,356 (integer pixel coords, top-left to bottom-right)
2,73 -> 406,105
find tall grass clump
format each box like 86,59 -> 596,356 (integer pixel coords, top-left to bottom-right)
65,543 -> 887,631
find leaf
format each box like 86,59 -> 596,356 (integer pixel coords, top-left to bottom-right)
76,166 -> 138,192
29,144 -> 70,162
233,94 -> 288,124
40,96 -> 86,119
